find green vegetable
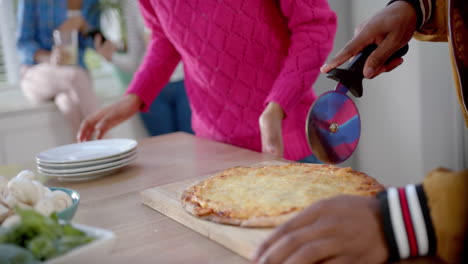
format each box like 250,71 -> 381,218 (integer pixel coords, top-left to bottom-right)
26,235 -> 56,260
0,244 -> 39,264
0,208 -> 94,262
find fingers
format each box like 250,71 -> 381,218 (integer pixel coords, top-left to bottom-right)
77,116 -> 98,142
320,25 -> 374,74
78,95 -> 141,142
261,128 -> 283,157
77,109 -> 107,142
259,103 -> 284,157
95,114 -> 119,140
319,256 -> 350,264
368,58 -> 404,79
363,35 -> 404,78
77,115 -> 112,142
283,240 -> 338,264
256,225 -> 337,264
253,204 -> 324,261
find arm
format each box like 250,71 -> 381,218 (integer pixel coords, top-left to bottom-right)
111,0 -> 146,73
253,169 -> 468,264
16,0 -> 50,65
265,0 -> 337,116
387,0 -> 446,42
125,0 -> 181,111
423,168 -> 468,262
378,168 -> 468,263
413,0 -> 448,42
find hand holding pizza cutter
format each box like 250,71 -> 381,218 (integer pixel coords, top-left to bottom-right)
306,44 -> 409,164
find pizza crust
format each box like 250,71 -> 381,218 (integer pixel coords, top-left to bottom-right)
181,164 -> 384,228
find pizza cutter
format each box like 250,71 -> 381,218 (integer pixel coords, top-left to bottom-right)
306,44 -> 409,164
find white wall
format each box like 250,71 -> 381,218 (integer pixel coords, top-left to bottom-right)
314,0 -> 352,95
348,0 -> 466,186
313,0 -> 357,168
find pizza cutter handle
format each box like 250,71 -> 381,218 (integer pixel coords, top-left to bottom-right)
327,44 -> 409,98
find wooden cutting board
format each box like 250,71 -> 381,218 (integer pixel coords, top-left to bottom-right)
140,160 -> 289,259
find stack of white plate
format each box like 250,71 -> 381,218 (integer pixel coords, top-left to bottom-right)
36,139 -> 137,181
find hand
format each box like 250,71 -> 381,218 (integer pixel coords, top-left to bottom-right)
58,15 -> 88,33
77,94 -> 142,142
259,102 -> 285,157
321,1 -> 417,79
94,34 -> 117,61
50,46 -> 71,65
253,195 -> 389,264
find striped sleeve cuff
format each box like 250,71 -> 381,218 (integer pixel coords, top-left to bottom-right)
377,185 -> 437,261
387,0 -> 434,29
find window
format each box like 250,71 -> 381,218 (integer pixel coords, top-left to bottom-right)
0,0 -> 20,87
0,0 -> 120,90
0,41 -> 7,85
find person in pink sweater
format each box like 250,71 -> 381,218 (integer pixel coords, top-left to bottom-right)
78,0 -> 337,161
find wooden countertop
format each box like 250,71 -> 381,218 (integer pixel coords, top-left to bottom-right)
2,132 -> 440,263
45,132 -> 281,263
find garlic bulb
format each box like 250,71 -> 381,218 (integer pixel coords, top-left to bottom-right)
48,190 -> 72,212
32,181 -> 46,203
0,170 -> 74,224
15,170 -> 36,181
1,214 -> 20,228
34,198 -> 56,217
0,176 -> 8,198
0,203 -> 10,223
7,178 -> 43,206
4,194 -> 31,209
43,186 -> 52,197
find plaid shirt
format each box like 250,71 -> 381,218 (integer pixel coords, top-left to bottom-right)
16,0 -> 100,68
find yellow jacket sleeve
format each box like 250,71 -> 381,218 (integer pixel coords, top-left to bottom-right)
414,0 -> 448,41
423,168 -> 468,263
413,0 -> 468,127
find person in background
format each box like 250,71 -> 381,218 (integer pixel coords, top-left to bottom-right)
106,0 -> 192,136
254,0 -> 468,263
17,0 -> 115,139
77,0 -> 337,162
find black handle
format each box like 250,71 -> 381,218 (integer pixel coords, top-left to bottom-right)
326,44 -> 409,98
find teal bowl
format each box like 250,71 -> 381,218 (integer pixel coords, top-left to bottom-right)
49,187 -> 80,222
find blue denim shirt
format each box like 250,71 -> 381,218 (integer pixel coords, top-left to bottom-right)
16,0 -> 101,69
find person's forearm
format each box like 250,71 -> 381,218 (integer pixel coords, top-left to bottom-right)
422,168 -> 468,263
267,0 -> 336,117
33,49 -> 51,64
378,168 -> 468,263
387,0 -> 434,29
377,184 -> 437,261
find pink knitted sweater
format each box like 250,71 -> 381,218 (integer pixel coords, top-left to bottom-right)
127,0 -> 337,161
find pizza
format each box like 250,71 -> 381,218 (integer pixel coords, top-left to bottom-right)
181,163 -> 384,227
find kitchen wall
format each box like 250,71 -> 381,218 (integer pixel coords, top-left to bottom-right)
313,0 -> 356,168
346,0 -> 467,186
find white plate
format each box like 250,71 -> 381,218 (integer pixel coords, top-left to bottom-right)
36,139 -> 137,164
38,153 -> 137,174
38,149 -> 137,169
45,223 -> 115,264
38,159 -> 134,181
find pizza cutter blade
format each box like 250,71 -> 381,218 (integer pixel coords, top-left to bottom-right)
307,44 -> 409,164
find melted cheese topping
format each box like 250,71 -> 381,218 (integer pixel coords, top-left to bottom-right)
191,164 -> 382,219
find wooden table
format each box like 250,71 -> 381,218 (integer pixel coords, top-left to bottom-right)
2,132 -> 440,263
45,132 -> 280,263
